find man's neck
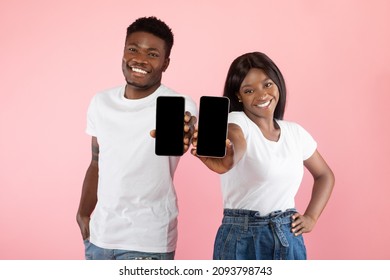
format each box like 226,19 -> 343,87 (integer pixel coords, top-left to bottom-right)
124,83 -> 161,100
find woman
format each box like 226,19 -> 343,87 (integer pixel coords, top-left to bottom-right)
191,52 -> 335,260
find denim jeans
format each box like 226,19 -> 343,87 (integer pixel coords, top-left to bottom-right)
83,239 -> 175,260
213,209 -> 307,260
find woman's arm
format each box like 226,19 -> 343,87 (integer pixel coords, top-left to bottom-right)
291,150 -> 335,235
191,123 -> 247,174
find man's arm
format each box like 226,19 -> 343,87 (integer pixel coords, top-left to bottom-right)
76,136 -> 99,240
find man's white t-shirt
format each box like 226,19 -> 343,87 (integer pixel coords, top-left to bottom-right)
86,84 -> 197,253
221,112 -> 317,215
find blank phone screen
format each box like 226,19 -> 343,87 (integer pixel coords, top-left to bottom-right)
196,96 -> 230,158
155,96 -> 185,156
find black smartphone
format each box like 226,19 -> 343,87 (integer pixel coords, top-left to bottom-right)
196,96 -> 230,158
155,96 -> 185,156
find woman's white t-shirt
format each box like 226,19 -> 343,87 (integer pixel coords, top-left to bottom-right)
221,112 -> 317,215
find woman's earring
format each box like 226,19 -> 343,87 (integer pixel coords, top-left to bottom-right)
238,99 -> 242,103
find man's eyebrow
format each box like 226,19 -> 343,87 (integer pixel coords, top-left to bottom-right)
126,43 -> 161,52
146,47 -> 160,52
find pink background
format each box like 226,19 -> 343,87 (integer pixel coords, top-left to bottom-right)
1,0 -> 389,260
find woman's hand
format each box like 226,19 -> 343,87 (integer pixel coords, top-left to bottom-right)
291,212 -> 316,236
191,129 -> 235,174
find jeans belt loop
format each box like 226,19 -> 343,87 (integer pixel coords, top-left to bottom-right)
244,215 -> 249,232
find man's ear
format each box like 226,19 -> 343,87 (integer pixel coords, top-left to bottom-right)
162,58 -> 170,72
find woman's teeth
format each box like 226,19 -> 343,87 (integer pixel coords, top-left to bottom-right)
257,100 -> 271,108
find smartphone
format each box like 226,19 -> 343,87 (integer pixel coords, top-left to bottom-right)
196,96 -> 230,158
155,96 -> 185,156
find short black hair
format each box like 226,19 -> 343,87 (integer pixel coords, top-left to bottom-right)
223,52 -> 287,120
126,16 -> 174,58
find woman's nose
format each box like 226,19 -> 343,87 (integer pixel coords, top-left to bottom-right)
257,90 -> 268,100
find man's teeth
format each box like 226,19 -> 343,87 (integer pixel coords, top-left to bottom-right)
257,100 -> 271,108
132,67 -> 147,74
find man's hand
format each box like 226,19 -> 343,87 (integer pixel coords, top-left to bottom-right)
183,111 -> 197,153
150,111 -> 197,154
76,214 -> 91,240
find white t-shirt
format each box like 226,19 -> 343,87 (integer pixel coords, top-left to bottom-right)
221,112 -> 317,215
86,84 -> 197,253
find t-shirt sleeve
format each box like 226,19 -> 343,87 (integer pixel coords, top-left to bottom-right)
297,124 -> 317,160
86,95 -> 97,137
228,112 -> 249,137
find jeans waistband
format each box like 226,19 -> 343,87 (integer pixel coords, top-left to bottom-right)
222,208 -> 296,223
222,208 -> 297,248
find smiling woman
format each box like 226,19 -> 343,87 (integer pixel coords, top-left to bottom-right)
237,68 -> 280,141
191,52 -> 335,260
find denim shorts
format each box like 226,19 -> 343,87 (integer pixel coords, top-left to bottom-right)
83,239 -> 175,260
213,209 -> 307,260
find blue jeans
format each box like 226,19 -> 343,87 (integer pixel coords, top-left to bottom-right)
83,239 -> 175,260
213,209 -> 307,260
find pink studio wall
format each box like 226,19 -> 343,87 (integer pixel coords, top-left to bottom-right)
1,0 -> 389,260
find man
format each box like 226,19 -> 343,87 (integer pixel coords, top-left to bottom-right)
76,16 -> 197,260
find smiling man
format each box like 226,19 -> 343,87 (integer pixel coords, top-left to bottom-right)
76,17 -> 197,260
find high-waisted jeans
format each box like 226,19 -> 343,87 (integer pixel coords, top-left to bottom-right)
213,208 -> 307,260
